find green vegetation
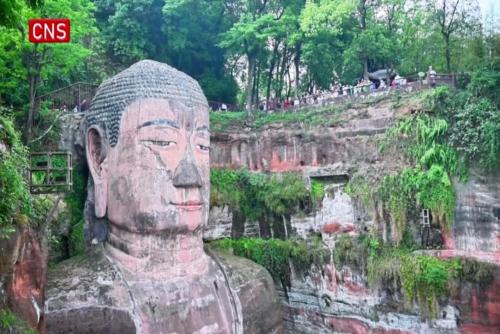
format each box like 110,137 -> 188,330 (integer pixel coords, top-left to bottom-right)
447,67 -> 500,171
333,234 -> 380,273
344,175 -> 373,209
209,103 -> 347,132
345,166 -> 455,244
383,112 -> 466,179
379,166 -> 455,233
345,76 -> 500,243
310,179 -> 326,204
212,233 -> 496,320
0,309 -> 35,334
0,113 -> 31,237
211,169 -> 314,231
332,234 -> 497,319
372,253 -> 496,319
391,73 -> 500,173
368,249 -> 459,318
209,237 -> 329,294
0,0 -> 98,142
65,167 -> 88,256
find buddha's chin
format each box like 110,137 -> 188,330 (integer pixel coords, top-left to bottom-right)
176,208 -> 203,232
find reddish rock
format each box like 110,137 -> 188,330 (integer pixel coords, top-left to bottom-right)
46,60 -> 284,333
0,224 -> 46,332
455,266 -> 500,334
322,222 -> 355,234
210,111 -> 392,173
324,263 -> 338,292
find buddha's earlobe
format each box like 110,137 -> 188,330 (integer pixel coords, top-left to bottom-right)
86,126 -> 108,218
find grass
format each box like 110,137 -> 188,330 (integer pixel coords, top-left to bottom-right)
209,90 -> 419,132
210,106 -> 345,132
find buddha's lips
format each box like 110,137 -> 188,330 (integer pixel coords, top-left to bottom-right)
171,201 -> 203,209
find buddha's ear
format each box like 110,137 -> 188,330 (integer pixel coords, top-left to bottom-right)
86,126 -> 108,218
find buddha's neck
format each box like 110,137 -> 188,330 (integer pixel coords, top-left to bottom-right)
105,223 -> 209,280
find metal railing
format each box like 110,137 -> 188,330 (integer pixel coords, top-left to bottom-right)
37,82 -> 98,113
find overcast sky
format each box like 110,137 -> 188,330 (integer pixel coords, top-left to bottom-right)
479,0 -> 500,21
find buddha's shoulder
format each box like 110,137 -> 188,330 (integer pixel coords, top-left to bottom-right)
208,250 -> 284,334
47,247 -> 126,297
45,247 -> 137,333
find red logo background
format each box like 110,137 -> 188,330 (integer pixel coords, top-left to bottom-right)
28,19 -> 70,43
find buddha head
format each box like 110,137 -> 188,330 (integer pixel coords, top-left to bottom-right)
85,60 -> 210,237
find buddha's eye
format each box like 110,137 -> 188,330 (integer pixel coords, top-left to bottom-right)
197,144 -> 210,152
142,140 -> 176,147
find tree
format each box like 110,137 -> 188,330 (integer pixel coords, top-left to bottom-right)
95,0 -> 239,103
163,0 -> 238,103
356,0 -> 379,79
95,0 -> 166,67
484,4 -> 500,62
430,0 -> 481,72
300,0 -> 357,87
220,0 -> 275,110
0,0 -> 98,142
0,0 -> 41,28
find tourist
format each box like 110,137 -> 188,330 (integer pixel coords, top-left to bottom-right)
418,71 -> 425,86
427,65 -> 437,88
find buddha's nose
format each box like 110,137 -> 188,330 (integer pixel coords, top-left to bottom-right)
172,158 -> 202,188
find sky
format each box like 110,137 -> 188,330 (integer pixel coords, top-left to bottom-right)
479,0 -> 500,22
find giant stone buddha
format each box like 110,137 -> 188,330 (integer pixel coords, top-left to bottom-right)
44,60 -> 283,334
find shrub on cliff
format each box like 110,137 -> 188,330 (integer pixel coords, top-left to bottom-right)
210,168 -> 315,235
209,237 -> 329,296
364,239 -> 496,319
0,113 -> 31,237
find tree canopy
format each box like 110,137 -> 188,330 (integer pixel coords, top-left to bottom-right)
0,0 -> 498,114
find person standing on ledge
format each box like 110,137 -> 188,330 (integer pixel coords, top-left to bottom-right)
44,60 -> 283,334
427,65 -> 437,88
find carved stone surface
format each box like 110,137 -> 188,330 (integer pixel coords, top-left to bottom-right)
45,60 -> 283,333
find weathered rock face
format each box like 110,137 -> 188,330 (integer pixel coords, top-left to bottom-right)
207,95 -> 500,333
292,180 -> 360,242
282,257 -> 500,334
209,250 -> 284,333
451,266 -> 500,334
452,170 -> 500,255
210,102 -> 396,172
59,112 -> 86,167
0,225 -> 46,332
205,206 -> 234,240
283,267 -> 453,334
45,246 -> 283,334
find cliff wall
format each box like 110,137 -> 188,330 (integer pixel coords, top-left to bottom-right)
206,93 -> 500,334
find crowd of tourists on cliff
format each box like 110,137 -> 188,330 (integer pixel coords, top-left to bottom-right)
62,67 -> 439,114
205,66 -> 442,113
256,74 -> 413,112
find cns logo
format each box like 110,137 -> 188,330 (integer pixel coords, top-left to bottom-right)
29,19 -> 70,43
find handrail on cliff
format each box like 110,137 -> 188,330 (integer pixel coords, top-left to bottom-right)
36,82 -> 99,113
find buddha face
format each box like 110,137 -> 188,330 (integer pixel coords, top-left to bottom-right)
86,98 -> 210,234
